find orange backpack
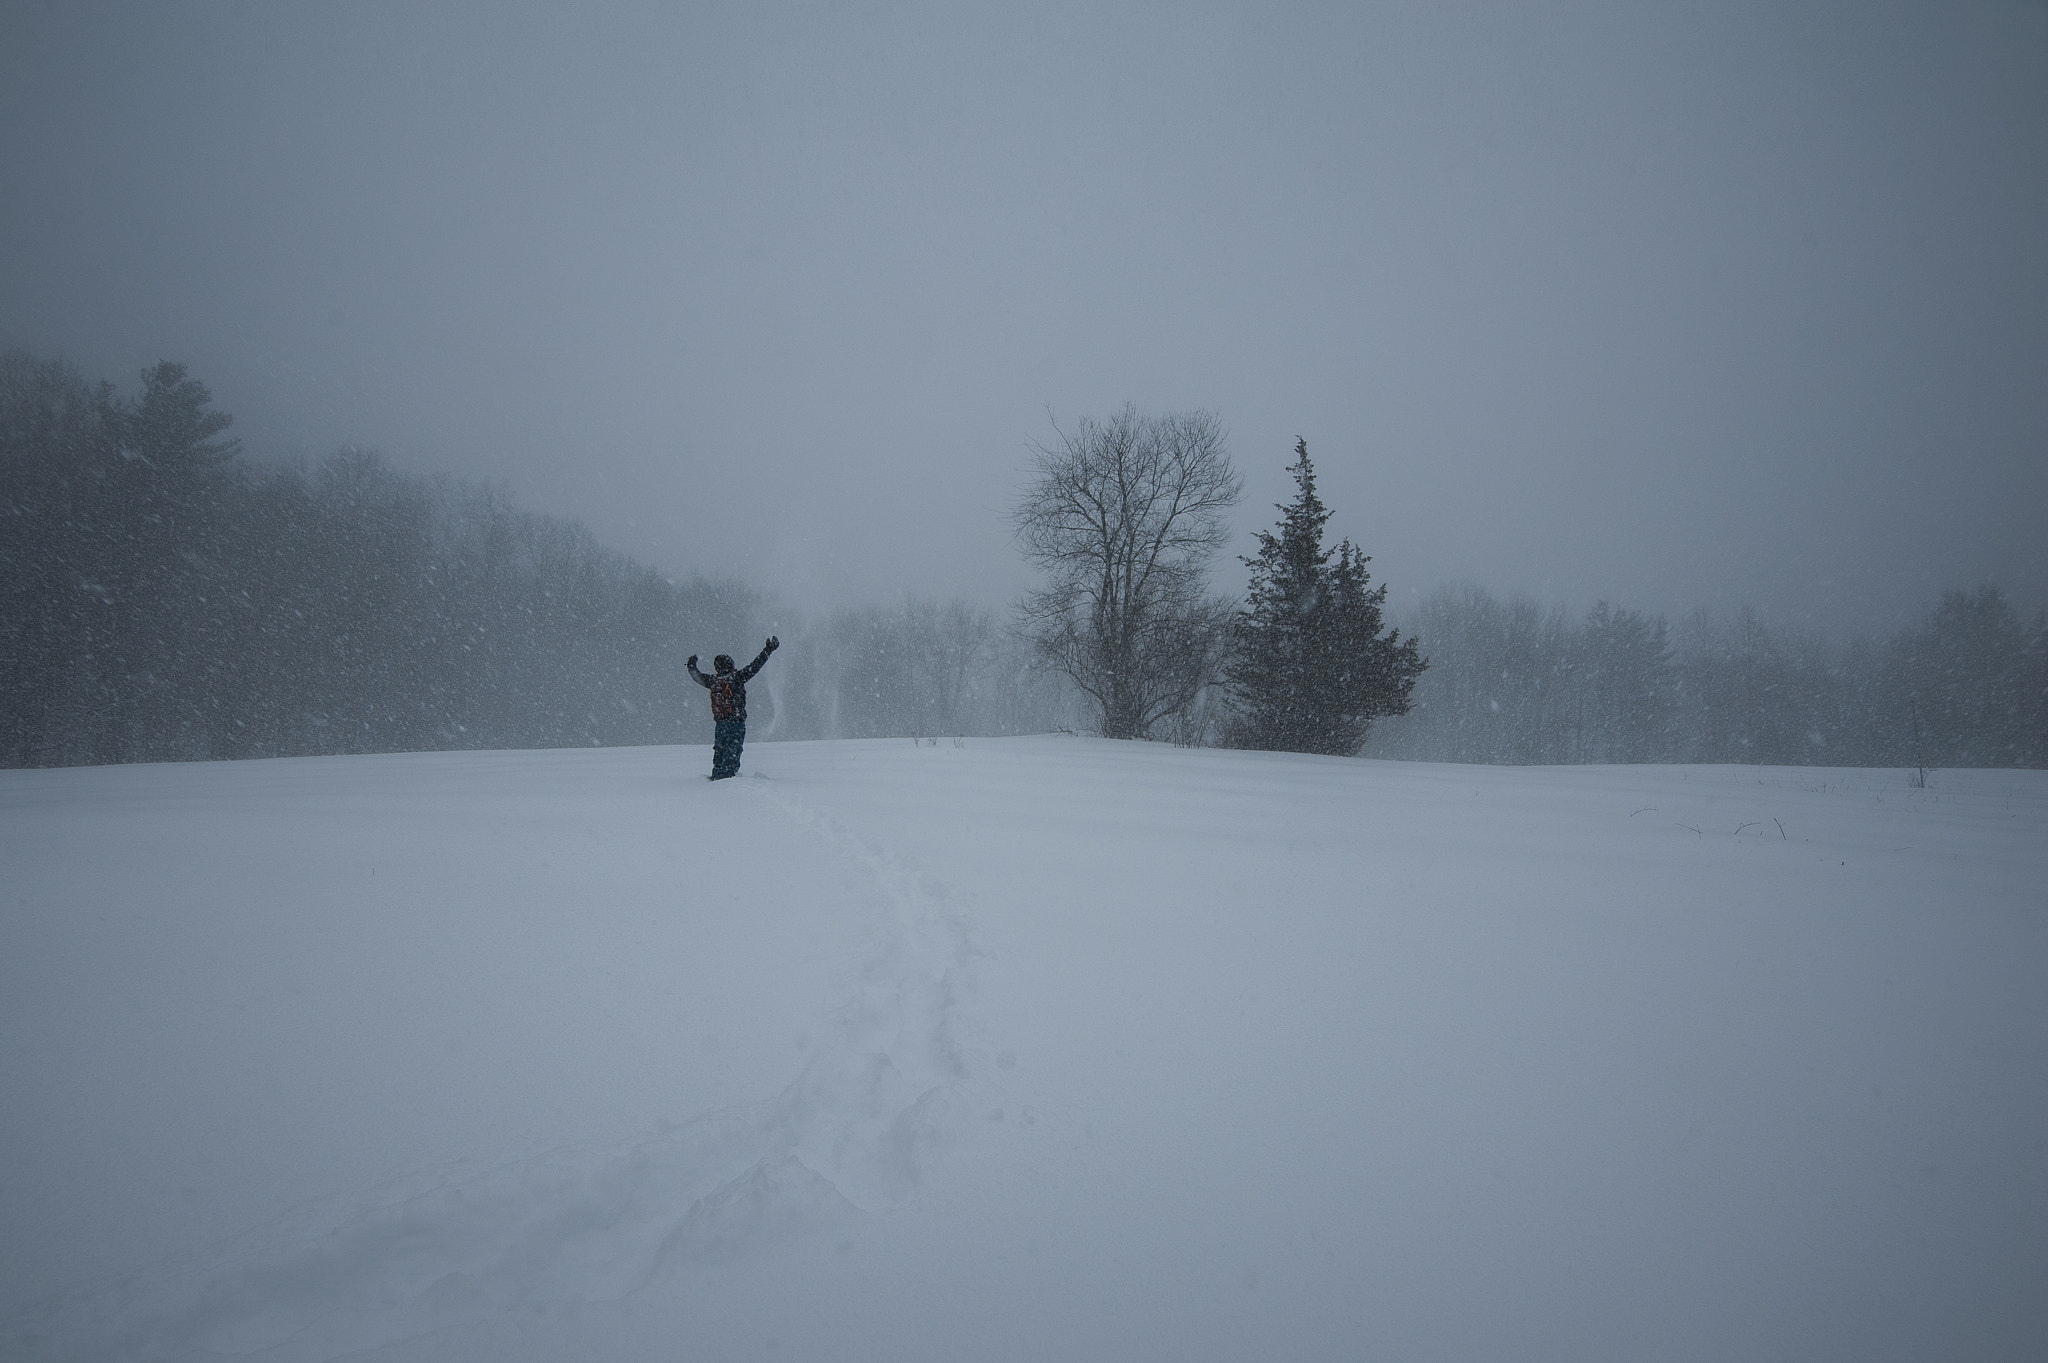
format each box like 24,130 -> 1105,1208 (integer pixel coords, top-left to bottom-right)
707,676 -> 739,720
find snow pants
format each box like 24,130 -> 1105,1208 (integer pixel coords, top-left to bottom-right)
711,719 -> 746,779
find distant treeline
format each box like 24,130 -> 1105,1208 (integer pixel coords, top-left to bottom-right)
1,353 -> 765,765
5,352 -> 2040,769
1362,583 -> 2047,769
767,598 -> 1074,743
0,352 -> 1066,768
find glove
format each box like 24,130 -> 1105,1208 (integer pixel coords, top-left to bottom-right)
765,636 -> 780,651
686,654 -> 697,667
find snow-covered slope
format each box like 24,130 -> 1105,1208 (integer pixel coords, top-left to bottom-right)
2,739 -> 2043,1362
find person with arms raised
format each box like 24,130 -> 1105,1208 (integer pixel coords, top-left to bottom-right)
687,637 -> 778,780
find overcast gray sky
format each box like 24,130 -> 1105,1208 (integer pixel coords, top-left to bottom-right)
4,0 -> 2043,635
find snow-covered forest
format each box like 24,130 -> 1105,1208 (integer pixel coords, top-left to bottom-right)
5,352 -> 2040,770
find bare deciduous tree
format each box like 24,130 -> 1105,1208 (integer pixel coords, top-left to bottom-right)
1012,405 -> 1242,739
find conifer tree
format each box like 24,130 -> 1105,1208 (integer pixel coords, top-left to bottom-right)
1223,439 -> 1425,754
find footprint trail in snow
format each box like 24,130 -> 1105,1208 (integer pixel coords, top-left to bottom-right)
7,779 -> 988,1363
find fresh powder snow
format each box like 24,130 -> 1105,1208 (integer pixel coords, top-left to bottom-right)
2,737 -> 2043,1361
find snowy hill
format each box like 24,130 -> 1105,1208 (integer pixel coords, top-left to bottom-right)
3,738 -> 2044,1362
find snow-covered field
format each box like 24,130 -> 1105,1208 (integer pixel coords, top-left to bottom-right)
2,737 -> 2043,1362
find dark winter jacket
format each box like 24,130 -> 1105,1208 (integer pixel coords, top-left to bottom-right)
688,642 -> 775,721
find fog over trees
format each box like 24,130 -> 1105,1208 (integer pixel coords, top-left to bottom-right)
0,352 -> 1072,767
3,352 -> 2042,770
1362,583 -> 2047,769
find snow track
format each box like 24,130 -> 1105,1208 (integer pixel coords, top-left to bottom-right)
8,771 -> 987,1362
6,741 -> 2043,1362
747,778 -> 984,1211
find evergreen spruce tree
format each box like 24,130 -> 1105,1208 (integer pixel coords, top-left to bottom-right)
1224,439 -> 1425,754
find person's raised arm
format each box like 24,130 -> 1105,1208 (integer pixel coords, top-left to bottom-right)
686,654 -> 712,688
739,636 -> 779,681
